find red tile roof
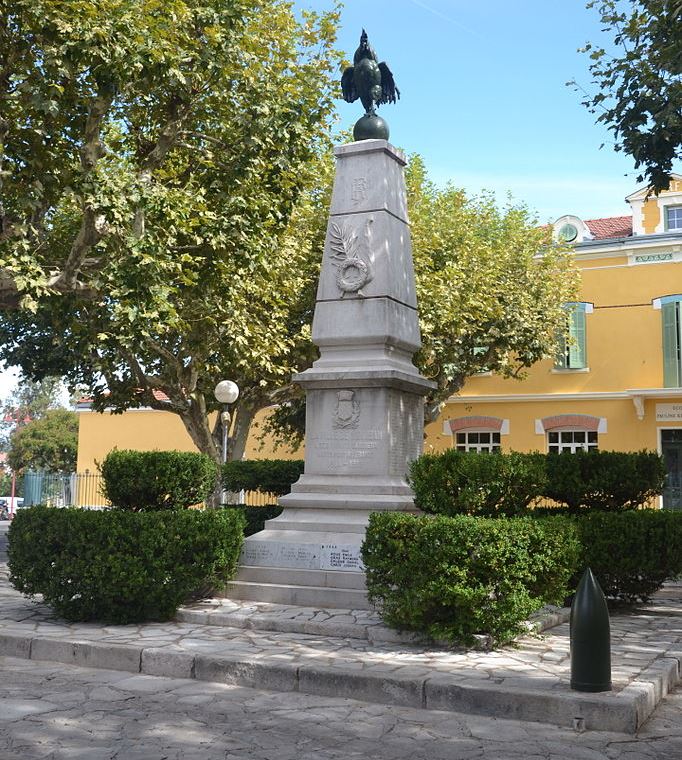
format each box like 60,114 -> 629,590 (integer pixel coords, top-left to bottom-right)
584,216 -> 632,240
77,389 -> 170,407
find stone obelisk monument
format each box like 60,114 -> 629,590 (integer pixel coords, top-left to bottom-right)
227,32 -> 434,609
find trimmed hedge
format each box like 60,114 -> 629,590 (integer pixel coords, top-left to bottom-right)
408,449 -> 665,515
543,450 -> 666,511
362,512 -> 581,646
573,510 -> 682,603
222,459 -> 304,496
8,506 -> 244,623
409,449 -> 547,516
222,504 -> 283,536
100,449 -> 218,511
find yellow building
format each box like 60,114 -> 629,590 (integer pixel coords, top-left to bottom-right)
77,177 -> 682,509
430,175 -> 682,509
76,399 -> 301,476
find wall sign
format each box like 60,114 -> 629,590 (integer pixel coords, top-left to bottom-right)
656,403 -> 682,422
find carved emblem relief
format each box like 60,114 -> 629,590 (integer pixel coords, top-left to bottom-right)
351,176 -> 369,203
328,217 -> 374,297
333,390 -> 360,429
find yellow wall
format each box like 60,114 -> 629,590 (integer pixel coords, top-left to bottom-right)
76,406 -> 302,474
444,217 -> 682,459
461,256 -> 681,400
642,198 -> 661,234
639,180 -> 682,233
438,398 -> 682,455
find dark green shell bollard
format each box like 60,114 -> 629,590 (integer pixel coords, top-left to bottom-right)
570,567 -> 612,692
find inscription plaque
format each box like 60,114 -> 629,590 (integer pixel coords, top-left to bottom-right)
320,544 -> 364,572
242,541 -> 319,569
308,428 -> 383,474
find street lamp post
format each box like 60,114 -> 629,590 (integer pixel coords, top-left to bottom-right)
214,380 -> 239,464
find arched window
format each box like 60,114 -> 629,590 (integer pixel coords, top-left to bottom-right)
538,414 -> 604,453
447,416 -> 508,453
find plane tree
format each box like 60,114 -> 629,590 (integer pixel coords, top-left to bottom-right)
0,0 -> 341,462
574,0 -> 681,193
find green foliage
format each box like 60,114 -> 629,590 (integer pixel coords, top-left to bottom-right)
573,510 -> 682,603
543,450 -> 665,511
7,408 -> 77,473
575,0 -> 681,193
407,156 -> 579,420
0,472 -> 21,496
221,504 -> 283,536
0,0 -> 341,462
100,449 -> 218,511
0,376 -> 66,450
8,506 -> 245,623
408,449 -> 665,516
362,512 -> 581,646
222,459 -> 304,497
409,450 -> 548,517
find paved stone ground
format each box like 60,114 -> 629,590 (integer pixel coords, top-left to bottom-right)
1,519 -> 681,733
1,555 -> 681,730
1,654 -> 682,759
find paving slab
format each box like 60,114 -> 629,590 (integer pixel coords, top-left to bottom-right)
4,654 -> 682,760
0,563 -> 680,733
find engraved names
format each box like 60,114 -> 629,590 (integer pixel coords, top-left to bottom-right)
320,544 -> 364,571
309,428 -> 383,472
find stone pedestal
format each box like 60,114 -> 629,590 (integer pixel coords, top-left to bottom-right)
226,140 -> 434,609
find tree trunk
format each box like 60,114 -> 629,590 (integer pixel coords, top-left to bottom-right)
177,395 -> 260,508
227,401 -> 257,462
178,395 -> 223,507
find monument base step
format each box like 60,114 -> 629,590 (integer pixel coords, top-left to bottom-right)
221,579 -> 372,609
236,565 -> 367,590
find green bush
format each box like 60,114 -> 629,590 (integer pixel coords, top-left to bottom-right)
409,450 -> 547,517
543,450 -> 665,511
362,512 -> 581,646
8,506 -> 244,623
572,510 -> 682,603
100,449 -> 218,511
222,459 -> 304,497
222,504 -> 283,536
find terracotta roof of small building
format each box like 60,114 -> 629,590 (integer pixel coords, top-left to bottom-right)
584,216 -> 633,240
77,389 -> 170,408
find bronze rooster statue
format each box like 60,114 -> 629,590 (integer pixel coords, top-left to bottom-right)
341,30 -> 399,141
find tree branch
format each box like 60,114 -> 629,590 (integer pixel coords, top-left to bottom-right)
51,88 -> 114,291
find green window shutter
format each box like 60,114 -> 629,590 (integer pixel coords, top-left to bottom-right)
662,301 -> 681,387
568,306 -> 587,369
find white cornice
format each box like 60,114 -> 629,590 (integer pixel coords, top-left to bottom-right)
574,236 -> 682,261
448,392 -> 629,404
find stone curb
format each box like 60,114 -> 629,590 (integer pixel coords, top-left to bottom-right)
175,605 -> 571,648
0,628 -> 676,733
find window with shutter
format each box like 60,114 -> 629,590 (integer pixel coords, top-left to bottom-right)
662,299 -> 682,388
555,303 -> 588,370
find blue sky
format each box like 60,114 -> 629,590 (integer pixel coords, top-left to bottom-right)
297,0 -> 674,223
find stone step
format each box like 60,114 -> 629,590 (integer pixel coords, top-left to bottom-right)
236,565 -> 367,591
221,579 -> 372,610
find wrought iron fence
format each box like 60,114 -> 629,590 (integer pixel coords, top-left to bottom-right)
23,471 -> 109,509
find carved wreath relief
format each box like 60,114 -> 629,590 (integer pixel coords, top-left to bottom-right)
328,217 -> 374,297
333,390 -> 360,429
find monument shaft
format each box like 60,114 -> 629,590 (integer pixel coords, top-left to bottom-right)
233,139 -> 434,608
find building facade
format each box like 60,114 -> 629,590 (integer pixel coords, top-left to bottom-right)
432,176 -> 682,509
